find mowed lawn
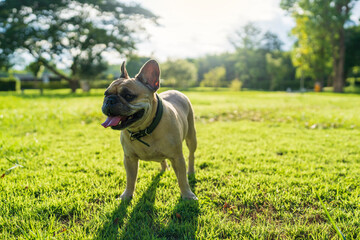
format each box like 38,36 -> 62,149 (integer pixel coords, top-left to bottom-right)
1,89 -> 360,239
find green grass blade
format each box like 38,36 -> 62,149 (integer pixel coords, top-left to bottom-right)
6,163 -> 24,172
316,191 -> 346,240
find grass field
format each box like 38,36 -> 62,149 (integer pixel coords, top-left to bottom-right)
1,89 -> 360,239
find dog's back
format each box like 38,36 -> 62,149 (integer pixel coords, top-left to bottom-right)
160,90 -> 193,138
160,90 -> 192,115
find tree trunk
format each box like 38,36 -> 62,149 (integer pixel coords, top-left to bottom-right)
333,27 -> 345,93
69,80 -> 79,93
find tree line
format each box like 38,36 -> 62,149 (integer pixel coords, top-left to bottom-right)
0,0 -> 359,92
125,18 -> 359,92
149,24 -> 297,91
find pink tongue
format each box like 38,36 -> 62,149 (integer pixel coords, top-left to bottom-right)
101,116 -> 123,128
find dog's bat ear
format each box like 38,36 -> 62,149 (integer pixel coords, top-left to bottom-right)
120,61 -> 129,79
135,59 -> 160,92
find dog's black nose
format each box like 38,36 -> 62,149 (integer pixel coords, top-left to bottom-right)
106,95 -> 118,106
102,95 -> 120,116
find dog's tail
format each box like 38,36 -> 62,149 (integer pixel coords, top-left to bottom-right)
186,103 -> 197,174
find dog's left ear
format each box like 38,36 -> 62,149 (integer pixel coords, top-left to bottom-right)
120,61 -> 129,79
135,59 -> 160,92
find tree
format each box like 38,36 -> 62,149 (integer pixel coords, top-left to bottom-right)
281,0 -> 358,92
230,23 -> 269,89
345,25 -> 360,79
161,59 -> 197,88
292,11 -> 332,90
0,0 -> 157,92
262,32 -> 297,90
229,22 -> 262,50
26,61 -> 44,81
26,60 -> 45,93
262,31 -> 284,52
194,53 -> 236,85
266,52 -> 297,90
227,23 -> 297,90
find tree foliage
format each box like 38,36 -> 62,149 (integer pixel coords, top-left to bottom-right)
281,0 -> 358,92
266,52 -> 296,90
345,25 -> 360,79
201,66 -> 226,88
194,24 -> 297,91
26,61 -> 44,80
230,23 -> 296,90
290,11 -> 332,89
0,0 -> 157,92
161,59 -> 197,88
195,53 -> 237,85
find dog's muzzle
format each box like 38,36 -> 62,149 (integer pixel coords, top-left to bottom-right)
102,95 -> 120,116
101,95 -> 145,130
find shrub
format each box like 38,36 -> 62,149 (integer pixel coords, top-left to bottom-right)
200,67 -> 226,88
18,79 -> 112,91
230,79 -> 242,91
161,59 -> 198,88
0,77 -> 20,91
89,80 -> 113,89
42,80 -> 70,89
21,80 -> 70,90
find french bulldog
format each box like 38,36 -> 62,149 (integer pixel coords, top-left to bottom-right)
101,59 -> 197,200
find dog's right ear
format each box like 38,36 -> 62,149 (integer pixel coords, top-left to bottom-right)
135,59 -> 160,92
120,61 -> 129,79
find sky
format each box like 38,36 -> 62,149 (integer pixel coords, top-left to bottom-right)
115,0 -> 360,63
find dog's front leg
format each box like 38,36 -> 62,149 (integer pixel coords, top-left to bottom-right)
170,156 -> 198,200
120,156 -> 139,200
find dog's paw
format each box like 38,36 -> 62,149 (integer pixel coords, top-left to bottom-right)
119,191 -> 133,201
181,192 -> 198,200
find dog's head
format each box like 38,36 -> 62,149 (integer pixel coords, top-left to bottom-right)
101,59 -> 160,130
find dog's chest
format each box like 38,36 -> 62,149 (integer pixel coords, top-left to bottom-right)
132,143 -> 167,161
122,137 -> 169,162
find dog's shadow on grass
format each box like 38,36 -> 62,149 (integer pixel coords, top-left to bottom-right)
95,172 -> 162,239
94,198 -> 130,239
95,172 -> 199,240
157,173 -> 199,239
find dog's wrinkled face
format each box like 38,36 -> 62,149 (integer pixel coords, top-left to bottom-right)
101,78 -> 151,130
101,60 -> 160,130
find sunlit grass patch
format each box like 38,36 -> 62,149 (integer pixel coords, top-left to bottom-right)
1,90 -> 360,239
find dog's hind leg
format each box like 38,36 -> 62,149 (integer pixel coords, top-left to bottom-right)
185,106 -> 197,175
170,155 -> 197,200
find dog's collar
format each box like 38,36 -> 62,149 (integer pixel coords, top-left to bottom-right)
127,94 -> 163,147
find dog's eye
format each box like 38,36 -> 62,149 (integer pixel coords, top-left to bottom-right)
124,94 -> 136,102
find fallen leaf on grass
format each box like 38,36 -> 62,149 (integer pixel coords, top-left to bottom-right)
223,202 -> 236,212
1,173 -> 5,178
223,202 -> 230,209
176,213 -> 182,220
54,228 -> 67,236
